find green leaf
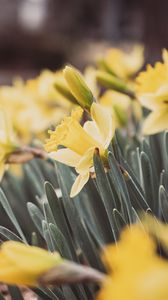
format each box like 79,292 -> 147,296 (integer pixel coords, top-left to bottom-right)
159,185 -> 168,222
27,202 -> 44,236
0,226 -> 22,241
0,189 -> 27,243
8,286 -> 24,300
49,223 -> 73,259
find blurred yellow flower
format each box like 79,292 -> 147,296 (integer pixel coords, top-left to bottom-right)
0,111 -> 18,180
45,103 -> 115,197
84,66 -> 100,98
0,241 -> 61,286
97,223 -> 168,300
100,90 -> 142,127
136,49 -> 168,134
102,45 -> 144,79
0,70 -> 73,142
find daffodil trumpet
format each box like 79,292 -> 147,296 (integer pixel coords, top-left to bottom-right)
45,103 -> 115,197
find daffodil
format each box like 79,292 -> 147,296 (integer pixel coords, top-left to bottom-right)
97,222 -> 168,300
0,111 -> 18,180
102,45 -> 144,79
136,49 -> 168,134
0,241 -> 61,286
0,70 -> 73,142
45,103 -> 115,197
24,70 -> 73,136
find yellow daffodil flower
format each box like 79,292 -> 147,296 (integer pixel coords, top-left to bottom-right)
0,111 -> 18,180
97,222 -> 168,300
0,70 -> 73,142
0,241 -> 61,286
136,49 -> 168,134
45,103 -> 115,197
102,45 -> 144,79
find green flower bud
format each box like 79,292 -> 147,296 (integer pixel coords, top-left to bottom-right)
96,70 -> 134,98
63,66 -> 93,111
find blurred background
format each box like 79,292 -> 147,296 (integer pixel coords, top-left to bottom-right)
0,0 -> 167,84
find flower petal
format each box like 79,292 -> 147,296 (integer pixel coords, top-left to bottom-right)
84,121 -> 103,144
76,147 -> 95,175
142,109 -> 168,135
49,149 -> 81,167
3,241 -> 61,273
70,173 -> 90,198
91,103 -> 115,148
139,85 -> 168,111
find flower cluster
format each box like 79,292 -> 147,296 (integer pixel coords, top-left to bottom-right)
0,44 -> 168,300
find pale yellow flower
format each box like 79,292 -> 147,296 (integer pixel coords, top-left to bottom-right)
26,70 -> 72,109
97,222 -> 168,300
0,241 -> 61,286
0,111 -> 18,180
99,90 -> 130,127
45,103 -> 115,197
24,70 -> 73,133
103,45 -> 144,79
0,70 -> 73,142
136,49 -> 168,134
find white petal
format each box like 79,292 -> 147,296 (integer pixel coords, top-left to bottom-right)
84,121 -> 103,144
49,149 -> 81,167
70,173 -> 90,198
91,103 -> 115,148
138,85 -> 168,111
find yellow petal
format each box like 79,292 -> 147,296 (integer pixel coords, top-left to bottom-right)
70,173 -> 90,198
142,109 -> 168,135
139,85 -> 168,111
163,49 -> 168,64
49,149 -> 81,167
76,147 -> 95,175
0,241 -> 61,286
2,241 -> 61,274
104,46 -> 144,78
91,103 -> 115,148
